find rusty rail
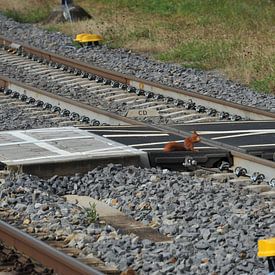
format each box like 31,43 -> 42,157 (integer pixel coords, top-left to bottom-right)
0,220 -> 103,275
0,75 -> 142,126
1,35 -> 275,120
1,36 -> 275,180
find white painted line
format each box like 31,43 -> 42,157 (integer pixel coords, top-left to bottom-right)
9,132 -> 71,156
240,143 -> 275,148
199,129 -> 275,135
4,150 -> 128,163
140,146 -> 213,151
0,135 -> 94,147
4,143 -> 138,163
139,147 -> 166,151
0,127 -> 75,135
130,140 -> 184,147
212,131 -> 275,140
90,130 -> 162,133
18,127 -> 77,133
103,134 -> 169,138
175,120 -> 274,126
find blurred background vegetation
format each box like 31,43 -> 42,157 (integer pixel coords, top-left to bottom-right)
0,0 -> 274,93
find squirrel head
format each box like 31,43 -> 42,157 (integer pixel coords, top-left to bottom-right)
191,131 -> 201,142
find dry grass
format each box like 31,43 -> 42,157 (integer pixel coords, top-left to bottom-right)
0,0 -> 56,22
0,0 -> 50,10
0,0 -> 274,93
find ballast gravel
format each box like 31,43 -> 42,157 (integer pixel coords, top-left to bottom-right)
0,14 -> 275,113
0,164 -> 273,274
0,12 -> 274,275
0,102 -> 64,130
0,62 -> 172,125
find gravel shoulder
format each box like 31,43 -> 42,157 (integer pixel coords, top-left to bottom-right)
0,166 -> 273,274
0,14 -> 275,113
0,13 -> 274,275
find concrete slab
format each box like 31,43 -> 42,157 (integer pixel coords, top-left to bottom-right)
65,195 -> 123,217
0,127 -> 149,178
65,195 -> 171,243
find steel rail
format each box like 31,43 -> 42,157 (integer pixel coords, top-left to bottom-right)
0,38 -> 274,180
0,220 -> 103,275
0,77 -> 274,180
1,35 -> 275,121
0,76 -> 142,126
151,124 -> 275,181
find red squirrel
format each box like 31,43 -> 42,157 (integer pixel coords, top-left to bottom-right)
163,131 -> 201,152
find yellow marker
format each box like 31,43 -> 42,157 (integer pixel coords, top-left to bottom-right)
258,238 -> 275,275
74,33 -> 103,43
258,238 -> 275,257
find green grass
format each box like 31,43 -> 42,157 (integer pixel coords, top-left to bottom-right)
87,0 -> 275,93
2,0 -> 275,93
85,202 -> 98,224
97,0 -> 274,25
44,25 -> 60,33
158,40 -> 238,69
3,7 -> 50,23
251,75 -> 275,94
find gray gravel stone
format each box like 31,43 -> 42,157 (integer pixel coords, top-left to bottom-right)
0,13 -> 274,129
0,164 -> 272,274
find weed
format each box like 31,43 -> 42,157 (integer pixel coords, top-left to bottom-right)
3,7 -> 50,23
85,202 -> 98,224
252,76 -> 275,93
44,25 -> 60,33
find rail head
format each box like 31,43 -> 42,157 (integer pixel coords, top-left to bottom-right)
152,124 -> 275,182
0,75 -> 142,126
0,35 -> 275,120
1,35 -> 275,120
0,220 -> 103,275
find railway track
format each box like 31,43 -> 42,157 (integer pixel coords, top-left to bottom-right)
1,36 -> 275,124
0,35 -> 274,274
0,47 -> 228,125
0,220 -> 104,275
0,167 -> 274,274
0,75 -> 274,182
0,76 -> 140,127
